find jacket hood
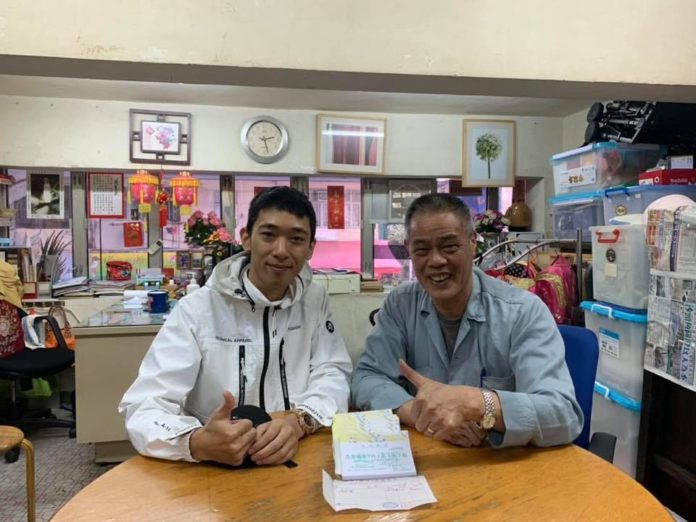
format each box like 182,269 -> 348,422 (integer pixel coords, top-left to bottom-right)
205,251 -> 313,308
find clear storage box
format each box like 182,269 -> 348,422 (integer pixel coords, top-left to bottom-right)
603,185 -> 696,222
592,382 -> 641,477
551,142 -> 662,195
590,224 -> 650,310
581,301 -> 648,400
550,191 -> 605,242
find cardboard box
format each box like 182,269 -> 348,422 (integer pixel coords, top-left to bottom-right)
638,169 -> 696,185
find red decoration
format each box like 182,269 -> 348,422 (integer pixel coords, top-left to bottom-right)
327,186 -> 345,229
156,189 -> 169,227
170,171 -> 200,218
127,170 -> 159,213
123,222 -> 144,247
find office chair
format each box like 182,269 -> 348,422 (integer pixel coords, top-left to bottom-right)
0,309 -> 76,463
559,324 -> 617,462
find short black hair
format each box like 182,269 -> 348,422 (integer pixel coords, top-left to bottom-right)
246,186 -> 317,241
404,193 -> 473,236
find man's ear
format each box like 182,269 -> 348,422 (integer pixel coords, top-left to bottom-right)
306,239 -> 316,260
240,227 -> 251,252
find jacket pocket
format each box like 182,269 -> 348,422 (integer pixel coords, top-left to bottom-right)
482,374 -> 515,392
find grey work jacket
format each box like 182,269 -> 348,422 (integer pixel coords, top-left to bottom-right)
351,268 -> 583,448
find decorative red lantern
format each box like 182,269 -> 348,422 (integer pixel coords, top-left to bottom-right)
170,171 -> 200,217
128,170 -> 159,213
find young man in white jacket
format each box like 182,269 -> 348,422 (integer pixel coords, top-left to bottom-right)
119,187 -> 352,466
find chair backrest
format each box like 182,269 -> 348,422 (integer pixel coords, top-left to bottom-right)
558,324 -> 599,449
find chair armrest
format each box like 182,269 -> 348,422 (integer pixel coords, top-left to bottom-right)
589,431 -> 617,463
34,315 -> 70,351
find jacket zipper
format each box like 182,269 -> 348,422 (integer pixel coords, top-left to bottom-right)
238,345 -> 246,406
278,339 -> 291,411
259,307 -> 271,410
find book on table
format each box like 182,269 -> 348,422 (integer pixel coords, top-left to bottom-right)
332,410 -> 416,481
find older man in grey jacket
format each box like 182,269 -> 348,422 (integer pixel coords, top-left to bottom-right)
351,193 -> 582,448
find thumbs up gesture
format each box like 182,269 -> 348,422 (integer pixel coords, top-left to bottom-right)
189,391 -> 257,466
398,360 -> 489,447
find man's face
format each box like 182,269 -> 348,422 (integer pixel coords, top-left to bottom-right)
240,209 -> 315,301
406,211 -> 477,317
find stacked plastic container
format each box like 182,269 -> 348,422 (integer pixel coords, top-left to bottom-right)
580,223 -> 651,477
549,143 -> 663,242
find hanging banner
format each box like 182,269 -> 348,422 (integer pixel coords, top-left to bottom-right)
254,186 -> 266,197
123,221 -> 144,247
87,172 -> 125,218
327,186 -> 345,229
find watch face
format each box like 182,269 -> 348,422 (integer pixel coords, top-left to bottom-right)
245,119 -> 285,160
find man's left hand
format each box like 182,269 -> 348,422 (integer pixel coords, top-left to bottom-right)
248,417 -> 302,465
399,359 -> 486,435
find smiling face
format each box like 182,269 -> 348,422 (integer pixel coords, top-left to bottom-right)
407,210 -> 477,319
240,209 -> 316,301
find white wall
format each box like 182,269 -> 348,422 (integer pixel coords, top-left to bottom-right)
2,1 -> 696,89
0,95 -> 562,186
562,108 -> 591,151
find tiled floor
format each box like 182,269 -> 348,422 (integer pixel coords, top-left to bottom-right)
0,424 -> 114,522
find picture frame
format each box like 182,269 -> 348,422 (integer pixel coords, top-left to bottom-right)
27,171 -> 64,219
190,250 -> 204,269
140,121 -> 181,154
462,120 -> 516,188
130,109 -> 191,165
176,250 -> 191,269
316,114 -> 386,174
87,172 -> 125,219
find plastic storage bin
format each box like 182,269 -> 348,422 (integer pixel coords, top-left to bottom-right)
581,301 -> 648,400
590,224 -> 650,310
550,191 -> 605,241
551,142 -> 662,195
603,184 -> 696,222
592,381 -> 641,477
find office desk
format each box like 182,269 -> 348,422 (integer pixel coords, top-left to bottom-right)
74,305 -> 166,462
52,430 -> 670,521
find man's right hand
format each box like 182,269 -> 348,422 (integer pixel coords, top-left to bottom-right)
189,391 -> 257,466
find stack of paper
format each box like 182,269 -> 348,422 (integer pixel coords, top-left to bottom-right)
332,410 -> 416,480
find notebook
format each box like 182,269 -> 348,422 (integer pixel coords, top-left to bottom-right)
332,410 -> 416,480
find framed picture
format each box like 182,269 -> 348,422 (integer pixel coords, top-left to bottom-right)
27,171 -> 64,219
462,120 -> 516,188
316,114 -> 386,174
140,120 -> 181,154
176,250 -> 191,269
190,250 -> 204,269
88,172 -> 125,218
130,109 -> 191,165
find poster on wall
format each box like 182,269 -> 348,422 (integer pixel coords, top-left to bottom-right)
27,171 -> 64,219
327,186 -> 345,229
87,172 -> 125,218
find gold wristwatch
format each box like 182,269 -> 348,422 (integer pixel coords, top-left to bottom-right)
479,390 -> 497,430
291,409 -> 320,436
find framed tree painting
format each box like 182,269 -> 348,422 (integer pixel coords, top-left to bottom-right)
462,120 -> 516,187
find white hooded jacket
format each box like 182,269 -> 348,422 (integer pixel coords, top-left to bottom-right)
118,252 -> 353,462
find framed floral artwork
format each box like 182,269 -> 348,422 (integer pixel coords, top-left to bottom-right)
462,120 -> 516,188
129,109 -> 191,165
316,114 -> 386,174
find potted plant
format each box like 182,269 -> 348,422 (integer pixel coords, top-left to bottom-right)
38,230 -> 70,283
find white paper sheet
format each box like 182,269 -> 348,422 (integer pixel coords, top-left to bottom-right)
322,470 -> 437,512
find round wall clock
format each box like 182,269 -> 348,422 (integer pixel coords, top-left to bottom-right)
240,116 -> 289,164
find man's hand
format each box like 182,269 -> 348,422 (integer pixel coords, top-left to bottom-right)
432,422 -> 487,447
398,359 -> 487,436
189,391 -> 257,466
248,415 -> 302,465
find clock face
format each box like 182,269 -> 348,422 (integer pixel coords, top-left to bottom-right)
242,117 -> 289,163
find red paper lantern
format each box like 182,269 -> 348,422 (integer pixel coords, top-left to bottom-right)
170,171 -> 200,217
128,170 -> 159,213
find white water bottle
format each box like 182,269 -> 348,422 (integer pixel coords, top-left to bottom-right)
186,273 -> 200,295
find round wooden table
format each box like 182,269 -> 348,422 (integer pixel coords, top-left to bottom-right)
52,430 -> 670,521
